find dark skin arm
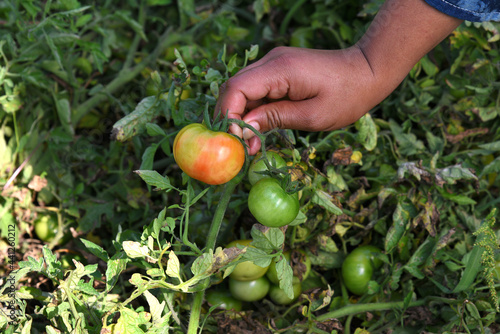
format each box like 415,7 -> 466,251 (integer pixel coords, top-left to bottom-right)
216,0 -> 463,155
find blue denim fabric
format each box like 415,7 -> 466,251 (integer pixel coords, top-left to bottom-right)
425,0 -> 500,21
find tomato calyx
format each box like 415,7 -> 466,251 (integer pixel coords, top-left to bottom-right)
206,103 -> 230,133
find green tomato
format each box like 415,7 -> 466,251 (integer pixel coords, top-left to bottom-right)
205,290 -> 243,312
268,281 -> 302,305
34,214 -> 71,245
229,276 -> 270,302
248,178 -> 300,227
227,239 -> 269,281
34,215 -> 57,242
341,245 -> 382,295
267,250 -> 311,285
248,151 -> 286,185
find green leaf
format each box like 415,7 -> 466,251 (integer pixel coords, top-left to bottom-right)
147,0 -> 172,5
55,98 -> 74,135
439,190 -> 477,205
43,29 -> 63,69
134,170 -> 173,191
242,247 -> 272,268
191,250 -> 213,277
19,256 -> 44,272
78,201 -> 114,232
404,236 -> 436,277
480,156 -> 500,177
114,308 -> 151,334
452,246 -> 484,293
250,225 -> 285,253
288,210 -> 307,226
245,44 -> 259,62
76,279 -> 99,296
478,141 -> 500,151
389,120 -> 425,155
385,202 -> 410,253
123,241 -> 149,259
146,123 -> 166,137
253,0 -> 270,22
419,55 -> 438,76
276,257 -> 294,299
311,190 -> 342,215
80,238 -> 109,261
355,113 -> 377,151
477,106 -> 498,122
115,11 -> 148,42
426,131 -> 444,153
436,164 -> 477,185
144,290 -> 167,326
165,251 -> 182,280
112,96 -> 161,141
106,252 -> 129,292
140,144 -> 158,171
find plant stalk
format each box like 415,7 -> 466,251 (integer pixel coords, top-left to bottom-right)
186,156 -> 249,334
316,296 -> 461,322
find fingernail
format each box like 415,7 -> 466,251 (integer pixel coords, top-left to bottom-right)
229,124 -> 243,138
243,122 -> 260,140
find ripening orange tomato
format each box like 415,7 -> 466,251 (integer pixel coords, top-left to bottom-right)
173,123 -> 245,185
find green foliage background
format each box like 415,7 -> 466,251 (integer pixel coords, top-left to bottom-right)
0,0 -> 499,333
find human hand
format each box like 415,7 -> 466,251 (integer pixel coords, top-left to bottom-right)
216,46 -> 379,155
216,0 -> 462,155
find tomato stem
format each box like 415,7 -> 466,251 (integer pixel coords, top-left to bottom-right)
203,102 -> 213,130
186,155 -> 249,334
315,296 -> 463,322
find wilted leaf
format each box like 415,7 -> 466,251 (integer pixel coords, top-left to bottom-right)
385,202 -> 410,253
413,199 -> 439,237
312,190 -> 342,215
165,251 -> 181,280
28,175 -> 48,192
106,252 -> 129,292
436,164 -> 477,185
251,224 -> 285,252
111,96 -> 161,141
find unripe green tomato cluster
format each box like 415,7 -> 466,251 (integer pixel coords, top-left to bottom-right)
226,239 -> 270,282
225,242 -> 309,305
225,239 -> 271,303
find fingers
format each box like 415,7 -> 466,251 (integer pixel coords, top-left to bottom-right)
242,97 -> 329,134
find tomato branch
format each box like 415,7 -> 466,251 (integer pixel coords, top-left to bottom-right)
186,154 -> 249,334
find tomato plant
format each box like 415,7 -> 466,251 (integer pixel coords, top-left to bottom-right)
267,249 -> 311,284
205,290 -> 243,312
248,151 -> 287,185
226,239 -> 269,281
268,280 -> 302,305
248,178 -> 300,227
341,245 -> 383,295
229,276 -> 271,302
173,123 -> 245,185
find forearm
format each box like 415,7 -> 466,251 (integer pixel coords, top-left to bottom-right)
356,0 -> 463,98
